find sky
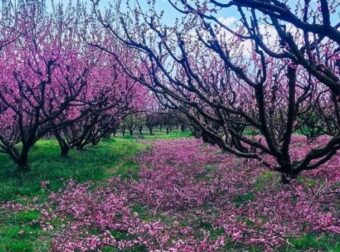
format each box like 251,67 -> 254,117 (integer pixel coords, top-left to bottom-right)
48,0 -> 240,26
42,0 -> 340,41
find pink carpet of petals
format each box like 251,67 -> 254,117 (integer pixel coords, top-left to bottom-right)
3,137 -> 339,251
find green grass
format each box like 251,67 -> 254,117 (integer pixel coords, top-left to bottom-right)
0,138 -> 145,202
254,170 -> 278,192
115,129 -> 193,140
221,233 -> 340,252
281,233 -> 340,252
0,209 -> 43,252
232,192 -> 256,207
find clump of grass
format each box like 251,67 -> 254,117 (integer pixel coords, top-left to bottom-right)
112,160 -> 140,180
281,233 -> 340,252
232,192 -> 255,207
254,170 -> 277,192
296,176 -> 320,187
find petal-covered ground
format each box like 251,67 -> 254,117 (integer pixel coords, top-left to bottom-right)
2,138 -> 339,251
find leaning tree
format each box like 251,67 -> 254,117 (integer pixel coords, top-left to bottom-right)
93,0 -> 340,182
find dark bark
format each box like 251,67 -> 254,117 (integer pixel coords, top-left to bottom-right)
138,125 -> 143,135
17,151 -> 30,172
60,145 -> 70,158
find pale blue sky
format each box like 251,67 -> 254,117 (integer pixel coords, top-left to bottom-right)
49,0 -> 240,25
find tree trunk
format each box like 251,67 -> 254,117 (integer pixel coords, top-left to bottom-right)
279,162 -> 296,184
281,172 -> 296,184
92,138 -> 100,146
55,132 -> 70,158
17,148 -> 30,172
60,145 -> 70,158
103,132 -> 111,139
